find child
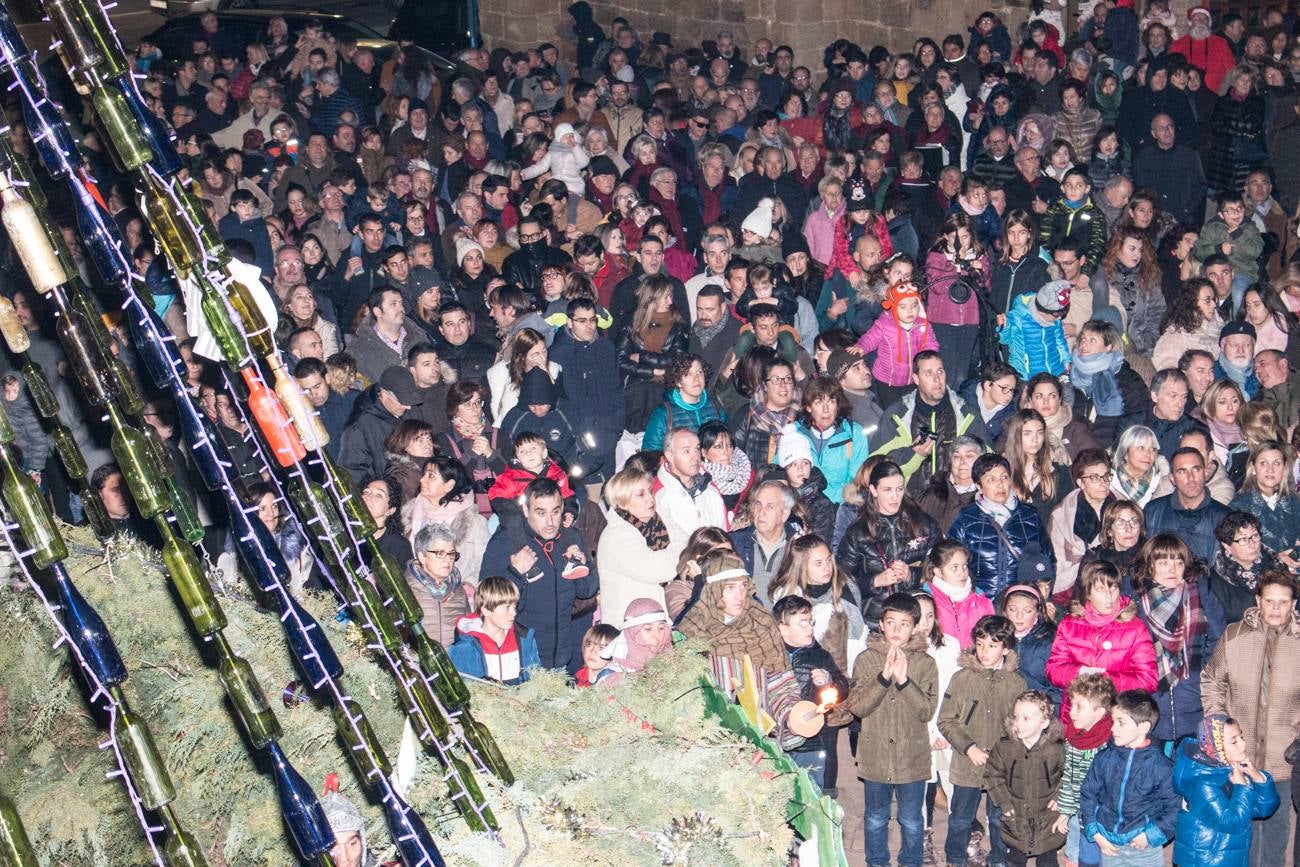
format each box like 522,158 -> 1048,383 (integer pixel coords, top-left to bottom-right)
845,592 -> 939,867
925,539 -> 994,650
774,595 -> 851,789
487,430 -> 579,541
1039,167 -> 1107,274
1000,278 -> 1072,378
597,598 -> 672,685
1139,0 -> 1178,40
266,116 -> 299,164
1057,673 -> 1117,867
828,179 -> 895,287
914,591 -> 962,866
447,575 -> 541,684
217,188 -> 274,275
734,264 -> 802,360
1000,584 -> 1060,708
1,373 -> 48,484
1087,127 -> 1128,193
775,436 -> 835,542
986,690 -> 1067,867
1078,690 -> 1180,867
1172,714 -> 1279,867
854,281 -> 939,408
736,198 -> 782,265
700,421 -> 753,511
574,622 -> 619,687
519,123 -> 590,198
938,615 -> 1027,867
1192,191 -> 1265,287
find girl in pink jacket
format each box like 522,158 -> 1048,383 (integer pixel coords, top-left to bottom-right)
854,281 -> 939,390
1046,561 -> 1158,694
925,540 -> 994,649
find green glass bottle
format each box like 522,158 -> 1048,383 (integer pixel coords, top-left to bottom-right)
458,710 -> 514,785
213,635 -> 281,748
445,752 -> 497,833
140,175 -> 200,271
161,534 -> 226,635
72,0 -> 129,79
141,425 -> 176,476
82,487 -> 115,541
396,658 -> 450,745
109,357 -> 145,416
105,404 -> 168,518
72,289 -> 115,361
223,271 -> 275,359
44,0 -> 105,75
55,307 -> 114,407
366,545 -> 420,627
162,825 -> 209,867
351,575 -> 402,652
0,402 -> 14,445
112,691 -> 176,810
93,84 -> 153,172
288,478 -> 347,543
197,278 -> 250,367
412,630 -> 471,710
0,792 -> 39,867
21,361 -> 57,419
52,424 -> 88,479
0,444 -> 67,568
324,455 -> 376,540
165,479 -> 205,544
171,179 -> 223,255
332,697 -> 392,784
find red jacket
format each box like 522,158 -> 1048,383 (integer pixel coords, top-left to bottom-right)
1169,34 -> 1235,93
1046,601 -> 1158,694
487,460 -> 573,504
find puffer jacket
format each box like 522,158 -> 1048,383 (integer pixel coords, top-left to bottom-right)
616,322 -> 690,385
642,388 -> 728,453
947,500 -> 1046,599
926,582 -> 993,650
986,718 -> 1068,856
1046,600 -> 1158,694
404,562 -> 471,648
1144,493 -> 1229,565
786,419 -> 871,506
793,467 -> 836,543
1080,740 -> 1180,848
1133,576 -> 1227,742
1172,741 -> 1280,867
938,650 -> 1027,787
846,631 -> 939,785
1017,620 -> 1061,708
1039,196 -> 1107,274
836,510 -> 941,627
1201,606 -> 1300,779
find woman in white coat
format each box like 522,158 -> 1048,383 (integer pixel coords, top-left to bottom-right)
596,466 -> 686,626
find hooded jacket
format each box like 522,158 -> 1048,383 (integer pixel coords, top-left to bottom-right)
337,386 -> 401,481
497,369 -> 579,467
642,388 -> 728,453
938,649 -> 1027,787
1047,599 -> 1159,694
447,615 -> 541,684
1081,738 -> 1180,848
846,631 -> 939,784
986,717 -> 1068,855
1172,740 -> 1280,867
549,329 -> 623,478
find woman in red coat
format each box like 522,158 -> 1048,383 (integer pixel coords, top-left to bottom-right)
1046,560 -> 1158,694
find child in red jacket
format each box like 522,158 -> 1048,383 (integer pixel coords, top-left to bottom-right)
487,431 -> 580,544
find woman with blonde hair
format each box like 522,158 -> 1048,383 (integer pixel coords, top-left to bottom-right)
617,275 -> 688,432
1228,440 -> 1300,568
597,466 -> 686,626
1199,379 -> 1248,472
277,283 -> 340,357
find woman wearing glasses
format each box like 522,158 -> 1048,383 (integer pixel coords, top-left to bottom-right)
1046,449 -> 1115,596
1209,512 -> 1284,625
402,455 -> 490,586
404,523 -> 471,647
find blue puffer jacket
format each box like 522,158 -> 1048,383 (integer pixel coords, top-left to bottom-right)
1133,577 -> 1227,742
1172,742 -> 1280,867
642,388 -> 728,453
1081,741 -> 1180,848
1015,620 -> 1060,709
947,501 -> 1048,600
789,419 -> 871,505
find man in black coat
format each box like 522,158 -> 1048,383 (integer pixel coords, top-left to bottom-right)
548,299 -> 624,493
502,216 -> 572,301
732,146 -> 809,231
1131,113 -> 1207,227
608,234 -> 689,336
337,367 -> 424,481
1145,447 -> 1229,562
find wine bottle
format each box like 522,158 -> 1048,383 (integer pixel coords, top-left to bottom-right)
0,168 -> 73,292
197,278 -> 249,367
351,575 -> 402,653
265,741 -> 335,860
82,487 -> 114,540
0,445 -> 68,568
459,710 -> 514,785
72,189 -> 130,290
105,404 -> 168,518
0,403 -> 12,446
17,69 -> 81,179
124,299 -> 183,389
223,272 -> 275,359
69,0 -> 129,80
227,495 -> 292,594
411,630 -> 471,711
243,369 -> 306,467
141,424 -> 175,476
139,174 -> 200,271
331,697 -> 391,783
175,405 -> 231,493
366,546 -> 419,627
170,178 -> 223,256
161,534 -> 225,635
43,0 -> 106,82
0,295 -> 30,354
55,306 -> 114,407
0,792 -> 39,867
269,356 -> 328,452
380,796 -> 446,867
160,810 -> 209,867
113,77 -> 183,177
108,357 -> 145,416
445,752 -> 497,833
323,455 -> 376,540
19,362 -> 56,419
282,596 -> 343,688
111,690 -> 176,810
52,424 -> 88,479
213,635 -> 281,748
50,563 -> 128,688
396,657 -> 449,745
165,479 -> 205,544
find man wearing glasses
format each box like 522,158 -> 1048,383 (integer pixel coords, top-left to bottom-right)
1005,146 -> 1060,215
1131,112 -> 1207,227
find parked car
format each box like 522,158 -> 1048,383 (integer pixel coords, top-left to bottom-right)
389,0 -> 478,57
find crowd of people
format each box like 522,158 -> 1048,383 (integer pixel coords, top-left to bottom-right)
8,1 -> 1300,865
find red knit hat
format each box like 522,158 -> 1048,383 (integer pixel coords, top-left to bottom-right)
881,281 -> 922,313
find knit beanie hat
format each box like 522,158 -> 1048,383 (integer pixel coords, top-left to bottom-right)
553,122 -> 577,142
782,229 -> 810,260
776,431 -> 814,468
1195,714 -> 1232,766
741,198 -> 775,238
1035,279 -> 1072,313
319,774 -> 366,850
456,237 -> 485,267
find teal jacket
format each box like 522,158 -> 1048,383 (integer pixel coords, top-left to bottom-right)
789,419 -> 871,504
642,388 -> 727,452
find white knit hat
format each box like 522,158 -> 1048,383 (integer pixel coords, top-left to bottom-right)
456,237 -> 485,267
553,122 -> 576,142
776,430 -> 813,468
741,197 -> 775,238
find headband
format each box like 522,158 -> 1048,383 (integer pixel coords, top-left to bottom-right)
1003,583 -> 1042,601
705,567 -> 750,584
600,609 -> 670,660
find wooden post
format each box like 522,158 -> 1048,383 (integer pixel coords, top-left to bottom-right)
1066,0 -> 1079,40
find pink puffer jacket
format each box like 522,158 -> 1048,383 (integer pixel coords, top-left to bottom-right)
1046,599 -> 1158,693
927,582 -> 994,650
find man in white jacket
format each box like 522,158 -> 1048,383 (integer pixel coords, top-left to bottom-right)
653,428 -> 729,544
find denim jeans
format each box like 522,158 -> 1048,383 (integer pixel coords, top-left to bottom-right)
945,784 -> 1005,867
1099,841 -> 1164,867
789,748 -> 826,790
863,779 -> 926,867
1067,812 -> 1100,867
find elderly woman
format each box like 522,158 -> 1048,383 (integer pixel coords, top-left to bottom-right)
1209,511 -> 1284,624
596,466 -> 687,626
948,454 -> 1047,600
1130,534 -> 1225,745
401,455 -> 490,585
1047,560 -> 1157,695
1108,424 -> 1169,507
915,435 -> 983,535
403,523 -> 472,647
1048,448 -> 1115,597
786,376 -> 871,506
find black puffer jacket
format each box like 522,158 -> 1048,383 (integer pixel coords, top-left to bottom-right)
616,322 -> 690,384
501,240 -> 572,300
794,467 -> 837,542
787,640 -> 851,752
835,509 -> 941,626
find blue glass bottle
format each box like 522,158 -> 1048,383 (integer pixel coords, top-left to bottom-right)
72,190 -> 130,290
173,403 -> 232,493
0,7 -> 30,66
51,563 -> 127,688
265,741 -> 335,861
282,597 -> 343,689
17,77 -> 80,179
113,77 -> 183,178
124,299 -> 183,389
381,795 -> 447,867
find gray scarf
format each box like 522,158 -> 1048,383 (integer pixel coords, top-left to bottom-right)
693,317 -> 728,346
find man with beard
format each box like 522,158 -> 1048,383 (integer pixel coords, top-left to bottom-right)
1169,6 -> 1235,93
688,284 -> 741,383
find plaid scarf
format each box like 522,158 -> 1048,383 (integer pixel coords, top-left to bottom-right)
615,507 -> 670,551
1140,579 -> 1208,692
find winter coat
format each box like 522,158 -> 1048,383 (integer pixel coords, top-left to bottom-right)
853,310 -> 940,387
338,387 -> 400,481
792,468 -> 836,543
642,388 -> 727,453
786,419 -> 871,506
404,563 -> 470,648
498,402 -> 580,469
1070,359 -> 1150,449
1053,106 -> 1103,161
1133,576 -> 1227,742
1194,218 -> 1265,281
948,500 -> 1047,599
401,493 -> 490,585
596,508 -> 686,626
915,476 -> 978,535
1047,489 -> 1104,594
732,402 -> 798,469
870,389 -> 990,490
2,380 -> 49,472
927,582 -> 994,650
1172,741 -> 1280,867
986,719 -> 1068,855
1000,292 -> 1070,379
345,318 -> 425,385
1090,263 -> 1167,356
1151,318 -> 1224,374
938,650 -> 1028,787
1202,606 -> 1300,779
924,249 -> 988,327
1017,620 -> 1061,708
1228,489 -> 1300,557
1144,493 -> 1230,564
519,141 -> 590,196
1047,600 -> 1159,694
1080,740 -> 1180,847
836,510 -> 941,626
846,632 -> 940,784
1087,149 -> 1130,192
478,523 -> 598,670
1207,550 -> 1279,625
652,463 -> 728,545
1131,142 -> 1208,228
786,639 -> 852,752
447,619 -> 541,684
548,331 -> 623,480
1039,197 -> 1107,274
989,252 -> 1052,320
1205,91 -> 1268,196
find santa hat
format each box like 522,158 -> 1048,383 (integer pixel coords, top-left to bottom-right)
1187,6 -> 1211,22
741,198 -> 775,238
455,237 -> 485,267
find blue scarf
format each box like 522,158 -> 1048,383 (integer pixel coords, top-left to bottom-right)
1071,350 -> 1125,416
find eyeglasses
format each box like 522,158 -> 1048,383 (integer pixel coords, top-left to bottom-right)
1112,518 -> 1141,530
570,316 -> 598,325
766,375 -> 794,385
1232,533 -> 1261,545
1081,472 -> 1113,484
520,231 -> 545,242
413,432 -> 433,442
424,549 -> 460,561
462,397 -> 484,406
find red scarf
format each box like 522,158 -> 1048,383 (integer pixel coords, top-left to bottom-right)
1061,698 -> 1113,749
